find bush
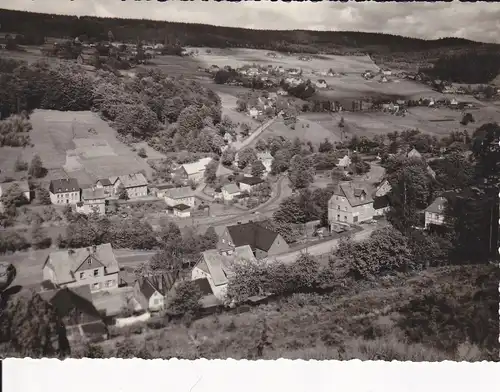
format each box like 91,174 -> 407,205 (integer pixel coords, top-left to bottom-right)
0,231 -> 30,253
137,147 -> 147,158
168,281 -> 203,316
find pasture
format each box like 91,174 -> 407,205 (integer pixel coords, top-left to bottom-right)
22,110 -> 152,185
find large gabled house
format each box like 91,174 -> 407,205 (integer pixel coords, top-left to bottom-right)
219,221 -> 289,259
238,176 -> 264,192
42,243 -> 120,293
39,285 -> 108,342
111,173 -> 148,199
163,186 -> 196,208
328,182 -> 375,226
49,178 -> 80,205
76,187 -> 106,215
175,157 -> 212,184
191,245 -> 256,301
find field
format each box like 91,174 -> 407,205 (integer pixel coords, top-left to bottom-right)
0,109 -> 154,186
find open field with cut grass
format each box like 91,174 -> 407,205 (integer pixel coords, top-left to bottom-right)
5,109 -> 154,186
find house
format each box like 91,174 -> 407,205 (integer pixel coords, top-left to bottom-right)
380,76 -> 389,83
214,187 -> 223,201
277,89 -> 288,96
328,182 -> 375,226
249,107 -> 262,118
407,148 -> 422,159
375,178 -> 391,197
114,173 -> 148,199
219,221 -> 289,259
176,157 -> 213,183
337,154 -> 351,169
49,178 -> 80,205
238,176 -> 264,192
76,53 -> 97,66
163,186 -> 196,208
450,98 -> 459,106
150,183 -> 175,198
222,183 -> 241,201
76,187 -> 106,215
191,245 -> 256,301
257,151 -> 273,174
173,203 -> 191,218
95,178 -> 114,197
42,243 -> 120,293
424,196 -> 447,228
0,181 -> 30,212
133,272 -> 178,312
381,68 -> 392,76
315,79 -> 328,89
39,285 -> 108,342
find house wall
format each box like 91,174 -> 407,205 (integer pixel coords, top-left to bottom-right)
191,267 -> 227,301
239,183 -> 255,193
164,195 -> 195,207
126,185 -> 148,199
374,206 -> 390,217
425,211 -> 445,227
64,268 -> 119,292
95,183 -> 113,196
173,209 -> 191,218
218,228 -> 233,249
42,265 -> 56,283
254,248 -> 268,260
222,190 -> 240,201
266,234 -> 290,256
148,291 -> 165,312
187,171 -> 205,183
50,191 -> 80,205
328,195 -> 374,224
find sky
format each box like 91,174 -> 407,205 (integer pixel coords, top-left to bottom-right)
2,0 -> 500,44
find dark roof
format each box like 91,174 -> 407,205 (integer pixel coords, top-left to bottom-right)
49,178 -> 79,194
155,184 -> 175,190
80,321 -> 108,336
97,178 -> 112,186
238,176 -> 264,186
173,203 -> 190,211
192,278 -> 213,296
138,272 -> 178,300
373,195 -> 390,210
227,221 -> 281,252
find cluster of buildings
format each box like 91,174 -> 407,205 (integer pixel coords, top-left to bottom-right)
35,218 -> 290,341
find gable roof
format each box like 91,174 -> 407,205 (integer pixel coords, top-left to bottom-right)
163,186 -> 195,199
137,272 -> 178,300
425,196 -> 447,214
222,183 -> 240,194
257,151 -> 273,161
118,173 -> 148,188
49,178 -> 79,194
181,157 -> 212,175
173,203 -> 190,211
199,245 -> 256,286
44,243 -> 119,285
333,182 -> 374,207
407,148 -> 422,158
238,176 -> 264,186
81,187 -> 106,200
226,222 -> 281,252
96,178 -> 112,186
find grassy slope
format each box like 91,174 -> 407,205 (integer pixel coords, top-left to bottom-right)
96,264 -> 497,361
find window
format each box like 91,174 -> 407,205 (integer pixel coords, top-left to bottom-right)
88,259 -> 91,265
92,282 -> 100,290
94,269 -> 99,277
337,214 -> 340,221
337,205 -> 340,210
80,272 -> 84,279
344,216 -> 347,221
353,216 -> 358,223
105,280 -> 112,287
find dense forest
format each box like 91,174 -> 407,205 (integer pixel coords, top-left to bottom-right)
0,8 -> 497,56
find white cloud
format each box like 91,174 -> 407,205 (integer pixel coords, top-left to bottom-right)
2,0 -> 500,43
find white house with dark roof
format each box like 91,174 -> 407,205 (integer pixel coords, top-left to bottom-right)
173,203 -> 191,218
76,187 -> 106,215
49,178 -> 80,205
42,243 -> 120,293
133,272 -> 178,312
328,182 -> 375,226
256,151 -> 273,174
238,176 -> 264,192
191,245 -> 256,301
315,79 -> 328,89
163,186 -> 196,208
424,196 -> 447,228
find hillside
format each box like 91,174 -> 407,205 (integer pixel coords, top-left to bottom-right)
0,8 -> 498,57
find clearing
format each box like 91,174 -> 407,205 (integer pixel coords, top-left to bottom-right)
0,109 -> 154,186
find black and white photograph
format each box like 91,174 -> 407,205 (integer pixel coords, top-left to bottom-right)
0,0 -> 498,362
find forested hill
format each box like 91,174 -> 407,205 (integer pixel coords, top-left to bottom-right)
0,8 -> 497,55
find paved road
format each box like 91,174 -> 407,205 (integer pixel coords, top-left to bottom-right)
267,226 -> 376,264
231,117 -> 276,152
